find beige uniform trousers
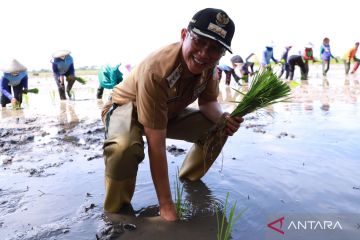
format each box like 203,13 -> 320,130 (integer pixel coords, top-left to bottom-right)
103,102 -> 228,212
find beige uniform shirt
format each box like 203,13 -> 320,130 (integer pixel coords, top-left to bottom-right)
102,42 -> 219,129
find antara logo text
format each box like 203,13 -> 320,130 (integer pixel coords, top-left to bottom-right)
267,216 -> 343,235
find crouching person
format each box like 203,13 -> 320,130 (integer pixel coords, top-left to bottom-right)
51,50 -> 76,100
0,59 -> 28,108
101,8 -> 243,221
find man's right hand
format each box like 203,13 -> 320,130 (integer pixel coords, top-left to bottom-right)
144,127 -> 178,222
160,201 -> 177,221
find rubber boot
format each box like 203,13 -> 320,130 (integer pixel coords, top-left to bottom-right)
66,90 -> 72,99
179,117 -> 228,181
58,88 -> 66,100
66,77 -> 75,99
104,177 -> 136,212
97,88 -> 104,99
103,102 -> 145,212
344,61 -> 350,75
351,62 -> 359,74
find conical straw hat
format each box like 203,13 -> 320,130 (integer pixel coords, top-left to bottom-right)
0,58 -> 27,73
52,50 -> 71,58
304,42 -> 313,48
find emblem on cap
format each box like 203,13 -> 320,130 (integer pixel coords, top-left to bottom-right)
216,12 -> 229,27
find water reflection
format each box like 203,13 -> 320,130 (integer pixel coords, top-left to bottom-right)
1,107 -> 24,120
300,79 -> 309,86
100,180 -> 230,239
96,99 -> 104,110
58,102 -> 79,130
183,180 -> 218,217
182,180 -> 232,238
320,79 -> 330,111
343,79 -> 357,103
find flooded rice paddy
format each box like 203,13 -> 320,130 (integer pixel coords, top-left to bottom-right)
1,65 -> 360,239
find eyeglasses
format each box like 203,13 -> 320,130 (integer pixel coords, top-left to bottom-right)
187,30 -> 225,57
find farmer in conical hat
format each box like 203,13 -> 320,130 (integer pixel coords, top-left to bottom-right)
51,50 -> 76,100
101,8 -> 243,221
0,58 -> 28,108
261,41 -> 278,68
278,45 -> 292,79
302,42 -> 318,80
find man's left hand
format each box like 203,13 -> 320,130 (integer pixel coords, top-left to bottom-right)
223,112 -> 244,136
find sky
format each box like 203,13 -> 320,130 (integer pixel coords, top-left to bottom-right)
0,0 -> 359,71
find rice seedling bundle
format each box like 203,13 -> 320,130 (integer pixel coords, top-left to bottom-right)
75,76 -> 87,85
26,88 -> 39,94
202,68 -> 292,168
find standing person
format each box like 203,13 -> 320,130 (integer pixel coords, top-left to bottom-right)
303,43 -> 317,80
0,59 -> 28,108
278,45 -> 292,78
343,42 -> 360,74
101,8 -> 243,221
51,50 -> 76,100
320,37 -> 338,76
261,42 -> 278,68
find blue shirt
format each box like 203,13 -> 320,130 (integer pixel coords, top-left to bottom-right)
217,64 -> 233,71
52,55 -> 75,77
0,72 -> 28,100
261,47 -> 278,65
320,44 -> 334,61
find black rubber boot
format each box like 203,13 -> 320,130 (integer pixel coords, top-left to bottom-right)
59,88 -> 66,100
97,88 -> 104,99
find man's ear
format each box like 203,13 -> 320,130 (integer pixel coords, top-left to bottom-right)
180,28 -> 187,42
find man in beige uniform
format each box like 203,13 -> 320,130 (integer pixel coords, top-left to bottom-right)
101,8 -> 243,221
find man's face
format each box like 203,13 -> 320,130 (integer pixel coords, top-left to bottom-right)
181,28 -> 225,75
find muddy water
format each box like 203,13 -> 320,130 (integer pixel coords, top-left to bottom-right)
1,65 -> 360,239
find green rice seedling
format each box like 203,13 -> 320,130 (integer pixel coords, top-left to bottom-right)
230,68 -> 292,117
174,167 -> 189,220
75,76 -> 87,85
23,93 -> 29,106
26,88 -> 39,94
69,90 -> 75,100
12,102 -> 21,110
288,80 -> 301,88
50,90 -> 56,104
201,68 -> 292,168
216,192 -> 245,240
